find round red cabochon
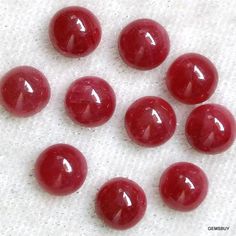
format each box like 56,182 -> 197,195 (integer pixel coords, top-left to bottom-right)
49,6 -> 102,58
0,66 -> 50,117
166,53 -> 218,104
65,76 -> 116,127
119,19 -> 170,70
185,104 -> 236,154
125,96 -> 176,147
35,144 -> 87,196
159,162 -> 208,211
96,177 -> 147,230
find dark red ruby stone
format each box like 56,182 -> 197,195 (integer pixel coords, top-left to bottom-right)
185,104 -> 236,154
125,96 -> 176,147
166,53 -> 218,104
0,66 -> 50,117
95,177 -> 147,230
49,6 -> 102,58
35,144 -> 87,196
159,162 -> 208,211
118,19 -> 170,70
65,76 -> 116,127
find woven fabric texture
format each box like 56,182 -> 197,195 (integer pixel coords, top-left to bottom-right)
0,0 -> 235,235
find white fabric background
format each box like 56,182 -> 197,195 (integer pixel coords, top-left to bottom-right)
0,0 -> 235,235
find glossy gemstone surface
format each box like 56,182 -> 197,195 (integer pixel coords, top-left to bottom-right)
49,6 -> 102,57
166,53 -> 218,104
96,177 -> 147,230
159,162 -> 208,211
118,19 -> 170,70
65,76 -> 116,127
125,96 -> 176,147
35,144 -> 87,196
185,104 -> 236,154
0,66 -> 50,117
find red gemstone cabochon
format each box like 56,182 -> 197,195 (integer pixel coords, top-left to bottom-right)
166,53 -> 218,104
159,162 -> 208,211
35,144 -> 87,196
96,177 -> 147,230
49,6 -> 102,58
185,104 -> 236,154
65,76 -> 116,127
0,66 -> 50,117
119,19 -> 170,70
125,96 -> 176,147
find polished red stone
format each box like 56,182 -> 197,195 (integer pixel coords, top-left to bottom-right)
65,76 -> 116,127
0,66 -> 50,117
125,96 -> 176,147
159,162 -> 208,211
185,104 -> 236,154
95,177 -> 147,230
35,144 -> 87,196
118,19 -> 170,70
49,6 -> 102,58
166,53 -> 218,104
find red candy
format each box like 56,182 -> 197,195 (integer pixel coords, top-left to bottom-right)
159,162 -> 208,211
95,177 -> 147,230
118,19 -> 170,70
166,53 -> 218,104
0,66 -> 50,117
65,76 -> 116,127
35,144 -> 87,196
49,6 -> 102,58
125,96 -> 176,147
185,104 -> 236,154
